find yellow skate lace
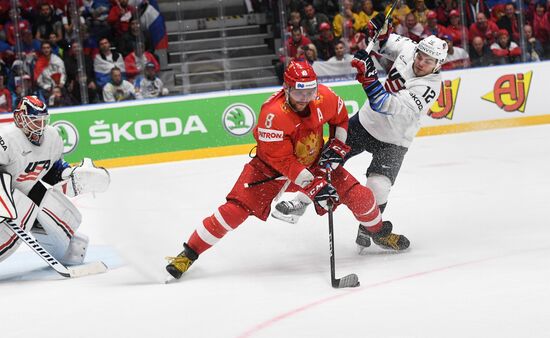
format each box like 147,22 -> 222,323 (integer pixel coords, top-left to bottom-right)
165,256 -> 193,272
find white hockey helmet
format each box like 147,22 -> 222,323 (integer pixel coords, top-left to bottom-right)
416,35 -> 448,73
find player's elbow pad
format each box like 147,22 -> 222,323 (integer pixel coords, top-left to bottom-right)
364,81 -> 391,114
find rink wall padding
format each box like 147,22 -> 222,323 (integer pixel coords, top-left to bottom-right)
28,61 -> 550,168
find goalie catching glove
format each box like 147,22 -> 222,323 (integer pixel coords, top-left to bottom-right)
58,158 -> 110,197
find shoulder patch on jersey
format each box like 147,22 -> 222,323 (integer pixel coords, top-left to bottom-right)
257,128 -> 284,142
337,97 -> 344,115
0,136 -> 7,151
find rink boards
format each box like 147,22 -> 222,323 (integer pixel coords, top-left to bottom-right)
4,61 -> 548,168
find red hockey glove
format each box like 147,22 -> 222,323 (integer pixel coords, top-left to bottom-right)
351,49 -> 379,87
304,176 -> 339,215
318,138 -> 351,169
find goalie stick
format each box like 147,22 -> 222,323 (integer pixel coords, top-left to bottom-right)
365,0 -> 399,54
2,219 -> 108,278
325,165 -> 360,288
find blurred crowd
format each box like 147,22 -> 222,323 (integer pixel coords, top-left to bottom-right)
0,0 -> 169,113
277,0 -> 550,80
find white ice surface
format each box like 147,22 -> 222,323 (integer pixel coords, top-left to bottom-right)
1,125 -> 549,338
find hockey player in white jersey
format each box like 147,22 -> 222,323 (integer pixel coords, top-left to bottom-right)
273,14 -> 447,253
0,96 -> 110,266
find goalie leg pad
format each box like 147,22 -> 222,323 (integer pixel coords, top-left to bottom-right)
33,188 -> 83,261
0,190 -> 39,262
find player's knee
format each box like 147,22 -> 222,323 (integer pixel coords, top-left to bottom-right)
218,201 -> 250,229
366,174 -> 392,205
342,183 -> 376,214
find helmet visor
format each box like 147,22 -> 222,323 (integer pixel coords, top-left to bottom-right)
288,87 -> 317,103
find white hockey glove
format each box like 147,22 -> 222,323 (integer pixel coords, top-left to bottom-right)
59,158 -> 110,197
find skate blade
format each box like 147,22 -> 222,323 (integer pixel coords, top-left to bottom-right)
357,245 -> 370,256
271,210 -> 300,224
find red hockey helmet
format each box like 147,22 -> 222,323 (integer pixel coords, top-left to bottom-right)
13,95 -> 49,146
284,60 -> 318,102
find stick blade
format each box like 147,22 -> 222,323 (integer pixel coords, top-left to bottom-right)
334,274 -> 360,288
67,261 -> 108,278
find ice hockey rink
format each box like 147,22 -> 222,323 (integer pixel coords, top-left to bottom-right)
1,123 -> 549,338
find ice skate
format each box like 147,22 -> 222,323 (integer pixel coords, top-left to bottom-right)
356,221 -> 410,254
165,243 -> 198,279
271,200 -> 310,224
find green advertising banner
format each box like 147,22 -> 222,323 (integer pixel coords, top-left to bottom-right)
50,84 -> 368,166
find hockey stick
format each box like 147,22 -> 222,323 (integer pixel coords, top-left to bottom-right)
365,0 -> 400,54
2,219 -> 108,278
325,165 -> 360,288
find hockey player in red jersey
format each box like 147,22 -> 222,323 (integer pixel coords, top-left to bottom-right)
166,60 -> 396,279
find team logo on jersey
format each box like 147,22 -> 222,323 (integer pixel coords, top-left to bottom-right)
52,120 -> 79,154
222,103 -> 256,136
428,78 -> 461,119
16,160 -> 51,182
481,71 -> 533,112
295,132 -> 322,166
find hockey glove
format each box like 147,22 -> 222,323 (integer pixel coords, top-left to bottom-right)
351,50 -> 379,87
351,50 -> 390,114
304,177 -> 339,215
318,138 -> 351,170
365,13 -> 392,42
59,158 -> 110,197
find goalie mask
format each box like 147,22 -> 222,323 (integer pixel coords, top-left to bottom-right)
14,96 -> 49,146
415,35 -> 448,73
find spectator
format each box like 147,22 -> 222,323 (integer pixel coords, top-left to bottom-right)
64,41 -> 99,104
524,24 -> 544,61
469,12 -> 499,44
314,22 -> 337,60
12,74 -> 46,107
359,0 -> 379,23
134,62 -> 169,98
103,67 -> 138,102
48,33 -> 63,56
4,8 -> 31,46
84,0 -> 112,40
440,34 -> 470,70
287,10 -> 304,35
469,35 -> 495,67
497,3 -> 520,42
413,0 -> 430,26
302,43 -> 318,64
93,37 -> 125,88
284,26 -> 312,61
0,75 -> 11,112
345,21 -> 367,54
463,0 -> 491,27
124,42 -> 160,82
20,29 -> 41,57
300,4 -> 330,41
532,2 -> 549,50
423,10 -> 449,37
34,3 -> 63,43
311,0 -> 339,19
490,29 -> 521,64
395,12 -> 424,42
62,4 -> 87,45
388,0 -> 412,26
48,86 -> 75,107
333,0 -> 367,38
435,0 -> 458,27
446,9 -> 468,46
107,0 -> 136,38
327,40 -> 353,62
34,41 -> 66,98
117,18 -> 154,57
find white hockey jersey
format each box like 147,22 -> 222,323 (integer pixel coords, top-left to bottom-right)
0,124 -> 64,195
358,34 -> 442,147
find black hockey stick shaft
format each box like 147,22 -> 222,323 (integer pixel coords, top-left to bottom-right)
2,219 -> 71,277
